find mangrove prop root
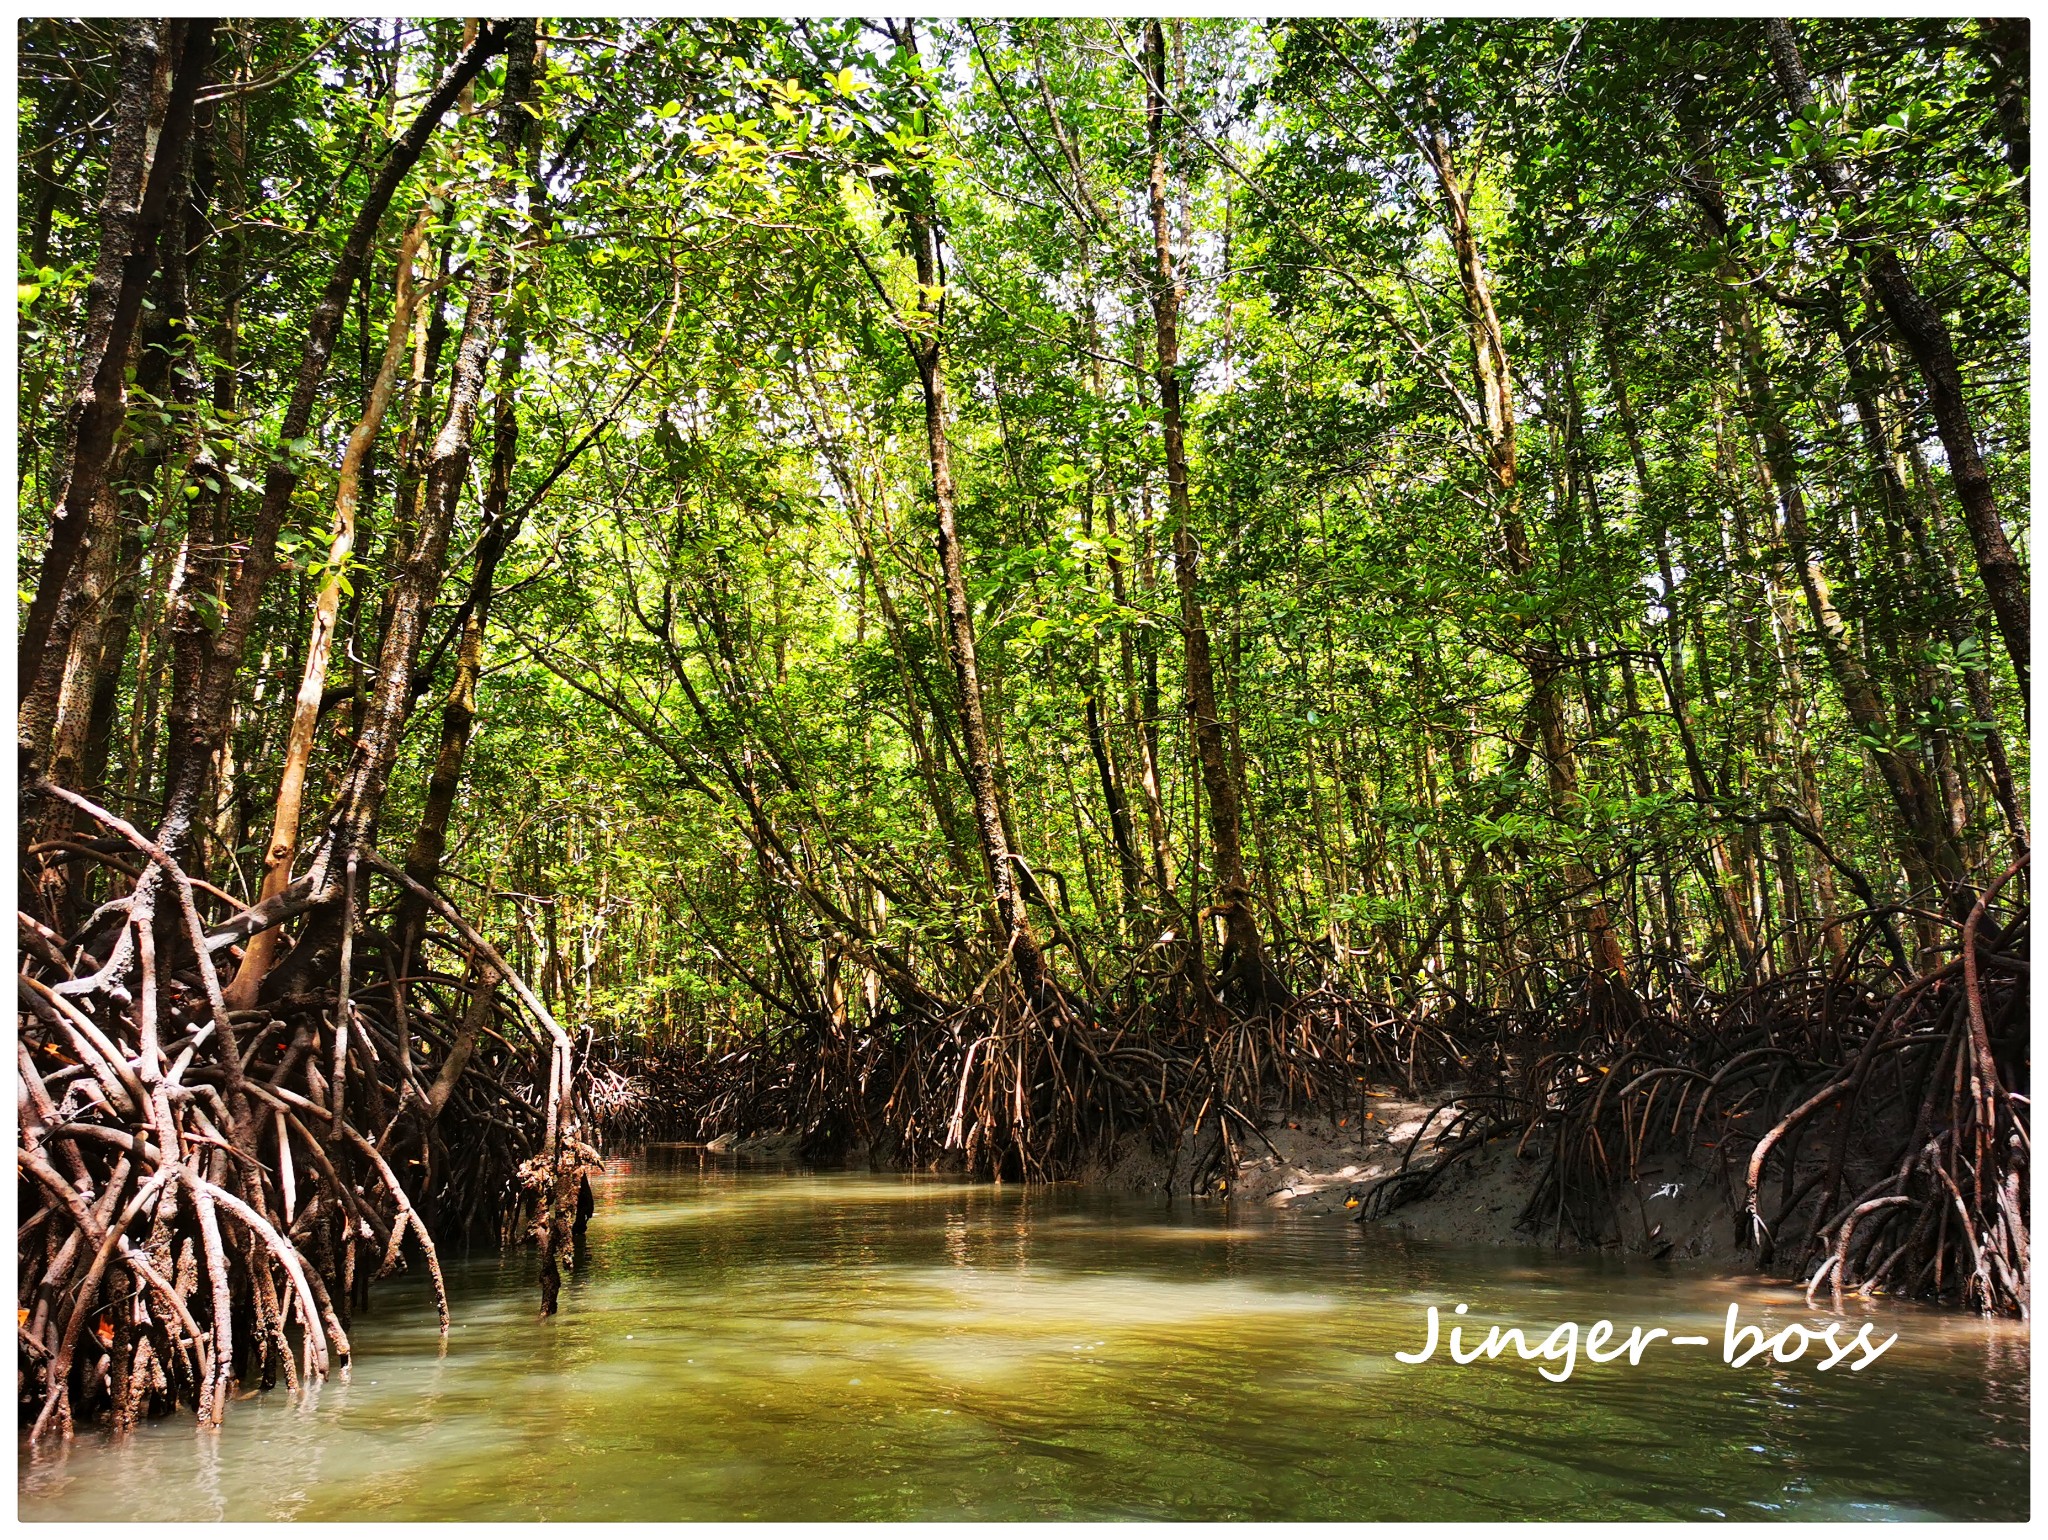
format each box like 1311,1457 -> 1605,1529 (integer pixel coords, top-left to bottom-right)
18,783 -> 590,1438
1351,876 -> 2027,1315
581,878 -> 2027,1320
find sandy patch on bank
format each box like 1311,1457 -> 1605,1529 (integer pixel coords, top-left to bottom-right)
1086,1087 -> 1750,1268
720,1086 -> 1751,1268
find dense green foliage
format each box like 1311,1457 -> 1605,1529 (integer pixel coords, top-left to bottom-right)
21,16 -> 2028,1046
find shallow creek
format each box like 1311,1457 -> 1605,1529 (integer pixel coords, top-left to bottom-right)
18,1147 -> 2030,1520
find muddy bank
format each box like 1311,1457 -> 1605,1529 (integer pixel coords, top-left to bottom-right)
596,912 -> 2025,1317
1084,1095 -> 1747,1268
718,1091 -> 1748,1269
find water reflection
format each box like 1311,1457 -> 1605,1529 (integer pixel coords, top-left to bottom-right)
18,1150 -> 2030,1522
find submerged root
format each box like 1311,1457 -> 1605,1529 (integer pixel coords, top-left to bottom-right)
18,784 -> 590,1437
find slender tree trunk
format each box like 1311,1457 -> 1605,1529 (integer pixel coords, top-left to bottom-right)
1968,17 -> 2029,190
1602,326 -> 1759,969
21,20 -> 209,771
1723,289 -> 1967,910
1831,292 -> 2023,860
1079,293 -> 1145,920
864,25 -> 1050,992
395,28 -> 553,958
1084,690 -> 1142,914
78,526 -> 145,807
1121,339 -> 1179,915
1423,118 -> 1627,983
225,210 -> 432,1008
1143,18 -> 1272,999
901,200 -> 1049,996
331,26 -> 536,864
143,52 -> 242,835
34,52 -> 212,933
74,79 -> 209,819
73,45 -> 218,810
151,24 -> 508,867
848,500 -> 978,889
1899,438 -> 2029,849
24,78 -> 80,272
1763,18 -> 2029,701
43,488 -> 123,806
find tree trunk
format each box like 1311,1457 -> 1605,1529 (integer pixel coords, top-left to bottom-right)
1078,293 -> 1145,921
1763,18 -> 2029,702
225,209 -> 432,1008
1143,19 -> 1273,1000
33,50 -> 212,930
20,20 -> 209,771
331,24 -> 537,863
902,202 -> 1049,994
1120,338 -> 1181,917
152,23 -> 509,867
867,24 -> 1051,994
1969,17 -> 2029,189
1831,291 -> 2025,855
1602,326 -> 1761,970
396,283 -> 536,953
1900,437 -> 2029,849
1724,288 -> 1967,909
387,28 -> 557,970
1422,117 -> 1628,984
1084,690 -> 1142,915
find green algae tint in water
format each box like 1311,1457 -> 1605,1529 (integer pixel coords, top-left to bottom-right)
18,1150 -> 2029,1521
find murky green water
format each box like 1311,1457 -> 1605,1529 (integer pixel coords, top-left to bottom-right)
18,1149 -> 2030,1521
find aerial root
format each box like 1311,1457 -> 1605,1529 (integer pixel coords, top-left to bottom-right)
19,783 -> 589,1436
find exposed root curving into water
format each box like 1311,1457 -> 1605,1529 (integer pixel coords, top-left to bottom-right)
586,873 -> 2027,1320
1357,869 -> 2029,1317
17,783 -> 592,1439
